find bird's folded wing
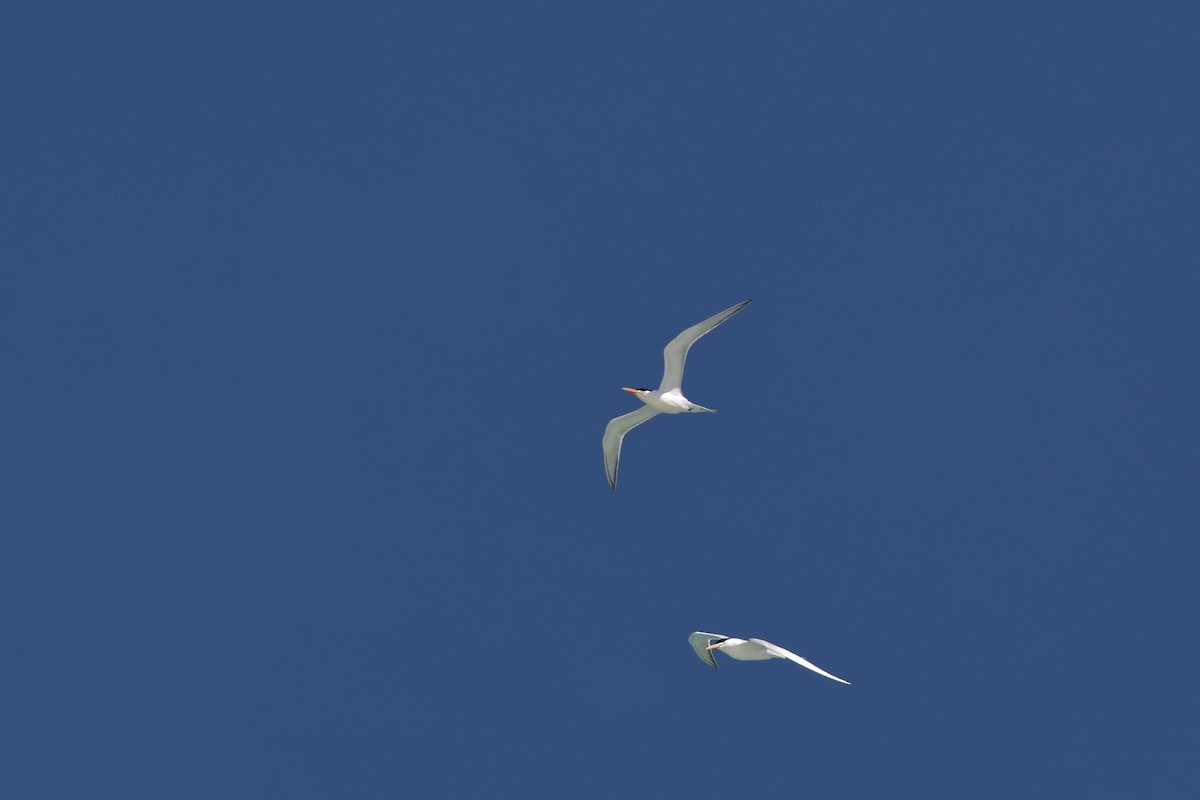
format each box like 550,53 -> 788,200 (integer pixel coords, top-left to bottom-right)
750,638 -> 851,684
658,300 -> 751,392
602,406 -> 660,489
688,631 -> 728,668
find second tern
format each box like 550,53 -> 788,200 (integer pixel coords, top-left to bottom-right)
602,299 -> 750,489
688,631 -> 851,684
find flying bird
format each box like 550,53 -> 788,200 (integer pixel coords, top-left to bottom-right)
688,631 -> 851,684
602,300 -> 750,489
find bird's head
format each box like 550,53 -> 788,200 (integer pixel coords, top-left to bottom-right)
706,637 -> 731,651
621,387 -> 653,396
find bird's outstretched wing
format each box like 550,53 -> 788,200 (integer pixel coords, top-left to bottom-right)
688,631 -> 728,669
602,406 -> 660,489
750,638 -> 851,684
658,300 -> 751,393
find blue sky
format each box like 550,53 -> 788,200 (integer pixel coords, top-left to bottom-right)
4,3 -> 1199,797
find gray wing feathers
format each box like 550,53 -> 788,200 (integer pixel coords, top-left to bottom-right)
688,631 -> 728,668
658,300 -> 751,392
602,406 -> 660,489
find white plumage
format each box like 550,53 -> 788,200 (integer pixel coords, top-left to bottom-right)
688,631 -> 851,684
602,300 -> 750,489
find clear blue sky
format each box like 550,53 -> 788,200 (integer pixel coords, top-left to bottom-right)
4,3 -> 1198,797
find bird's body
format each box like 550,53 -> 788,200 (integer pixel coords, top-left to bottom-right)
602,300 -> 750,489
635,388 -> 713,414
688,631 -> 851,685
702,637 -> 776,661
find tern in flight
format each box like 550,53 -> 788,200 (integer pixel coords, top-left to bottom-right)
688,631 -> 851,684
602,299 -> 750,489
